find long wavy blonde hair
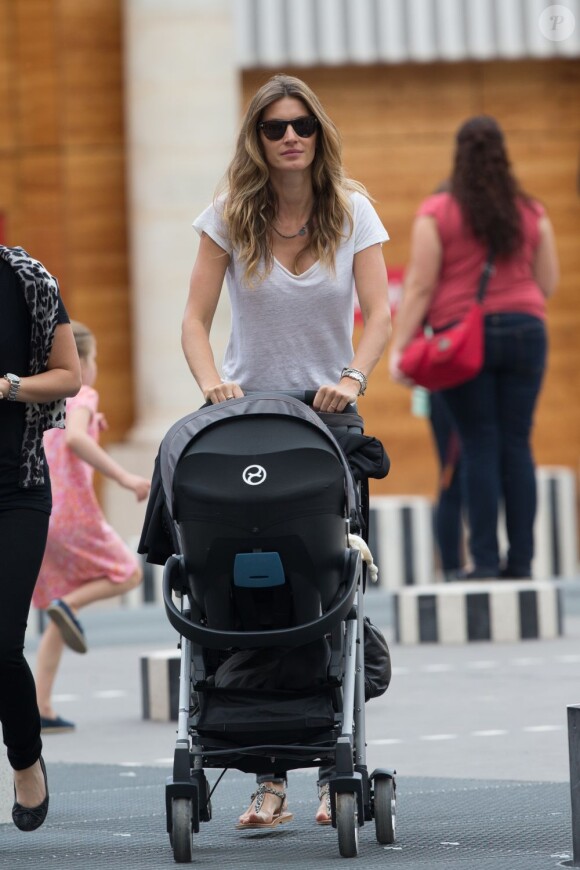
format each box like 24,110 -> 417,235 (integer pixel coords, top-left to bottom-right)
218,74 -> 369,284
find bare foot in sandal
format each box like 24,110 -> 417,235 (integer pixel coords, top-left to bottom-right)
315,783 -> 331,825
236,782 -> 293,829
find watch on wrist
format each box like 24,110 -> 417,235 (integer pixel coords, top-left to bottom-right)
3,373 -> 21,401
340,367 -> 367,396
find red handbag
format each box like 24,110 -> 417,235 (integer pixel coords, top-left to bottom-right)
399,253 -> 495,392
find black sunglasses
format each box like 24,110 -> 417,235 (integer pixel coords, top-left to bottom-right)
257,115 -> 318,141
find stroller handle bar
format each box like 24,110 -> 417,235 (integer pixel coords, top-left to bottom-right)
254,389 -> 319,405
208,390 -> 358,415
202,390 -> 321,407
162,549 -> 361,650
247,389 -> 355,409
242,390 -> 363,433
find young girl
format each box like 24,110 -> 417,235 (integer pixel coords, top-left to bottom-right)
33,321 -> 151,732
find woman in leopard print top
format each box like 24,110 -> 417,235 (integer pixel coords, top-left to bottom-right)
0,245 -> 80,831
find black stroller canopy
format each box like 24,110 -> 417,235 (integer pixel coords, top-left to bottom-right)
159,394 -> 359,523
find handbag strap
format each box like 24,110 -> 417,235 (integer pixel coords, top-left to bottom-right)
422,247 -> 496,333
476,248 -> 496,303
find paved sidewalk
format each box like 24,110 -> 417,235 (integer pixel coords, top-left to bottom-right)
0,765 -> 573,869
2,583 -> 577,868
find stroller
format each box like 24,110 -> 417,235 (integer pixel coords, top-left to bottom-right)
142,392 -> 395,861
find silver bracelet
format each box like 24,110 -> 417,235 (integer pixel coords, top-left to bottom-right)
340,367 -> 367,396
3,373 -> 21,401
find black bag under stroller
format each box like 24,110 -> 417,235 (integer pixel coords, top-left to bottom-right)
139,392 -> 396,861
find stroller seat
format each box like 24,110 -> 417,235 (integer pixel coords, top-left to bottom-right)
174,414 -> 349,632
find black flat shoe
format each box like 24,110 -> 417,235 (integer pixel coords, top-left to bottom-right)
12,756 -> 49,832
500,566 -> 532,580
455,568 -> 499,580
41,714 -> 76,733
46,599 -> 87,653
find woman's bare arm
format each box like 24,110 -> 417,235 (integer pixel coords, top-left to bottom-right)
533,215 -> 559,298
65,406 -> 150,499
0,322 -> 81,402
314,242 -> 391,412
389,216 -> 441,382
349,242 -> 392,374
181,232 -> 242,403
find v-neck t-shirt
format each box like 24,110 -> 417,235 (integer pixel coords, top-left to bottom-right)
193,191 -> 388,392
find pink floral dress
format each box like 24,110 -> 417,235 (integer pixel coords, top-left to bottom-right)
33,385 -> 138,609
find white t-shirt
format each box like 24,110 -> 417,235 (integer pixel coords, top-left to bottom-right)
192,191 -> 389,392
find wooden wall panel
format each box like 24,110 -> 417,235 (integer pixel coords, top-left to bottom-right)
0,0 -> 130,442
481,61 -> 580,133
58,0 -> 125,145
0,0 -> 16,151
13,0 -> 60,147
64,148 -> 132,434
284,63 -> 480,136
243,61 -> 580,496
0,157 -> 15,240
11,153 -> 65,278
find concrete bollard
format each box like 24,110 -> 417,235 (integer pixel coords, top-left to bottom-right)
368,495 -> 435,588
495,466 -> 578,581
372,466 -> 577,589
393,580 -> 563,644
122,536 -> 164,608
568,704 -> 580,866
140,649 -> 180,721
534,467 -> 578,580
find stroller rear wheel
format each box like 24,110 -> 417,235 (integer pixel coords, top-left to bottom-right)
373,776 -> 396,844
336,792 -> 359,858
171,797 -> 193,863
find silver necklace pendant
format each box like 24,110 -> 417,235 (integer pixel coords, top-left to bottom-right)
272,218 -> 310,239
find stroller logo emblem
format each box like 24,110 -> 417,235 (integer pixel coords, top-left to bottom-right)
242,464 -> 267,486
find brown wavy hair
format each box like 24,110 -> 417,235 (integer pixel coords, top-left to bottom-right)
450,115 -> 531,257
217,74 -> 369,284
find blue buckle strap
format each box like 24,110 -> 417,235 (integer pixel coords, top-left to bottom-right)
233,552 -> 286,588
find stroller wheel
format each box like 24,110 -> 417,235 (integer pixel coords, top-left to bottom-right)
373,776 -> 396,844
336,792 -> 359,858
171,798 -> 193,863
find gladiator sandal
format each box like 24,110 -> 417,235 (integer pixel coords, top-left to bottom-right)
236,783 -> 293,829
316,783 -> 332,826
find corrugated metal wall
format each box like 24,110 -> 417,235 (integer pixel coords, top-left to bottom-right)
234,0 -> 580,67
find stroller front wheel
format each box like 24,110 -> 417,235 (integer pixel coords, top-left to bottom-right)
171,797 -> 194,863
336,792 -> 359,858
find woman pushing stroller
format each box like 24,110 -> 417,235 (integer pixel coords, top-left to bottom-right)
182,73 -> 391,827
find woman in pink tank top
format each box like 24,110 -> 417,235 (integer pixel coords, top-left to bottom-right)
390,116 -> 559,580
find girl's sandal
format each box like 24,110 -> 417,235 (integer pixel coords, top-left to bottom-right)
315,783 -> 332,825
235,783 -> 293,829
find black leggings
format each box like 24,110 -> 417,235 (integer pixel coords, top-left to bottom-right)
0,509 -> 49,770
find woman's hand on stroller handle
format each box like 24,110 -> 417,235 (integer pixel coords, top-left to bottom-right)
250,389 -> 357,411
203,381 -> 244,404
203,386 -> 357,412
312,382 -> 359,413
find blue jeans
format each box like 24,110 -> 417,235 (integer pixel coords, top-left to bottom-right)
441,313 -> 547,577
429,391 -> 463,572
